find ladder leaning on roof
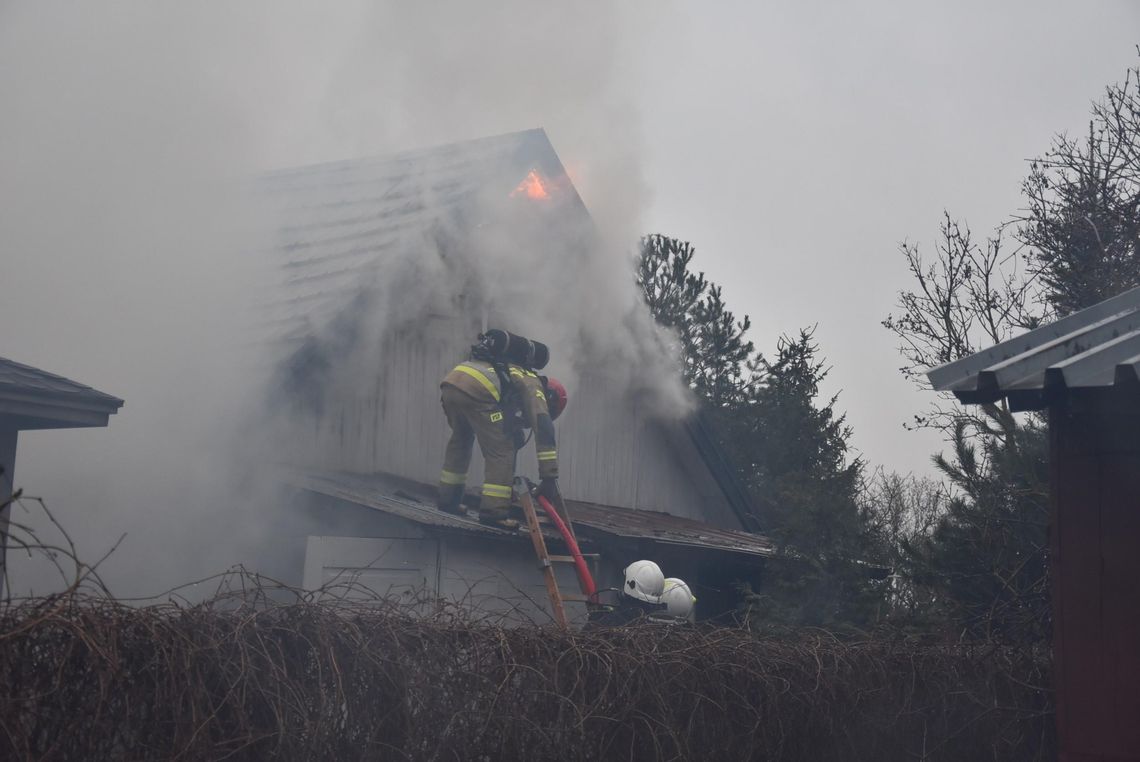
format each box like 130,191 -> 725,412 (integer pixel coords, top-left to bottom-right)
514,478 -> 597,628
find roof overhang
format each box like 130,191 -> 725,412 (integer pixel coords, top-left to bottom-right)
0,391 -> 122,430
0,356 -> 124,431
287,469 -> 775,562
927,285 -> 1140,411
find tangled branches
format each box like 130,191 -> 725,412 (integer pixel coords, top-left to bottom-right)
0,578 -> 1052,761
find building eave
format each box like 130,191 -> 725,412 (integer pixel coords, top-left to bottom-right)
928,285 -> 1140,411
288,468 -> 776,562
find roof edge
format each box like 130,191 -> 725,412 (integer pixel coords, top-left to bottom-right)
0,386 -> 124,414
927,284 -> 1140,392
262,127 -> 551,181
684,408 -> 766,533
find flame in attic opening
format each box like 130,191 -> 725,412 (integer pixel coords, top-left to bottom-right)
510,169 -> 551,201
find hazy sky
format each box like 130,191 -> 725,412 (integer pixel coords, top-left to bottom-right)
2,2 -> 1138,593
640,2 -> 1140,474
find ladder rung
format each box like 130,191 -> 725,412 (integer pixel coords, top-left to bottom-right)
548,554 -> 600,563
514,486 -> 573,628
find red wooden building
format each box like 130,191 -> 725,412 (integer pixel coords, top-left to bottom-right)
929,285 -> 1140,761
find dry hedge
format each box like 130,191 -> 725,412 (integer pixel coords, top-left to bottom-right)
0,580 -> 1053,762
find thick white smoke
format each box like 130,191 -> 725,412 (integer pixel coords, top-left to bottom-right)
0,2 -> 681,597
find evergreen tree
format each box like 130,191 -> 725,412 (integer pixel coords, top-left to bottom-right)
637,235 -> 753,402
636,234 -> 707,387
729,331 -> 875,630
1020,59 -> 1140,316
688,285 -> 754,407
911,415 -> 1050,642
636,234 -> 707,331
882,56 -> 1140,642
638,235 -> 877,630
884,215 -> 1051,640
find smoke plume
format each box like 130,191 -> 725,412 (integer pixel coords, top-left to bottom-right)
0,2 -> 680,597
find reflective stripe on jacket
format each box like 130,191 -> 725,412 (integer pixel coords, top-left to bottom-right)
442,360 -> 502,403
441,358 -> 558,478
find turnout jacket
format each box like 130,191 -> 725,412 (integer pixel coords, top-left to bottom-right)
441,360 -> 559,479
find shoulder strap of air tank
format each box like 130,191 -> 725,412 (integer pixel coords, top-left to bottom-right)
491,361 -> 513,401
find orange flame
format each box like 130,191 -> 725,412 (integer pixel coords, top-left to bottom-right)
510,169 -> 551,200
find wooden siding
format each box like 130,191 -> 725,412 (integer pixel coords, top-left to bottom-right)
297,327 -> 743,528
304,315 -> 476,485
438,537 -> 590,625
266,131 -> 746,530
303,531 -> 601,625
636,422 -> 743,527
303,535 -> 439,602
554,370 -> 638,508
1050,390 -> 1140,761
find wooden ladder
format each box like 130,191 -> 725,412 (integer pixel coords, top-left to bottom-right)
515,482 -> 595,628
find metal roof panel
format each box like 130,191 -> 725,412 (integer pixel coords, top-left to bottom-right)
927,286 -> 1140,389
926,286 -> 1140,409
262,128 -> 580,339
0,357 -> 123,410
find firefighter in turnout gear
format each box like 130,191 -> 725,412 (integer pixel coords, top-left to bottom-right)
438,331 -> 568,528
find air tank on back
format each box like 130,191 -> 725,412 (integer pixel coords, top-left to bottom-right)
481,328 -> 550,370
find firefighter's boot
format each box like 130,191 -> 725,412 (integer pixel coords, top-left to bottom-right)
437,483 -> 466,516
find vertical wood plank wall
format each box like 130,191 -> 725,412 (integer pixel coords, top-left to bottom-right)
302,327 -> 740,527
1051,392 -> 1140,761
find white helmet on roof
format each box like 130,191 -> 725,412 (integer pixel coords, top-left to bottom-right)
623,560 -> 665,602
660,578 -> 696,618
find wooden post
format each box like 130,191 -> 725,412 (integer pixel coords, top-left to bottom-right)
0,426 -> 18,596
1050,390 -> 1140,760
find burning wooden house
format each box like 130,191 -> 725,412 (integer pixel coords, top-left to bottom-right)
260,129 -> 770,621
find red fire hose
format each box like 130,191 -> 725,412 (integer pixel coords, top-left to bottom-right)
535,494 -> 596,598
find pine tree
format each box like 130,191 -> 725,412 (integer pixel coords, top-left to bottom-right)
913,415 -> 1050,642
636,234 -> 707,332
638,235 -> 878,630
637,235 -> 752,403
688,285 -> 754,407
729,331 -> 875,630
882,57 -> 1140,642
1020,59 -> 1140,316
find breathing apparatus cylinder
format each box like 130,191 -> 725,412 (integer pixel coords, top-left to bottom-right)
480,329 -> 550,370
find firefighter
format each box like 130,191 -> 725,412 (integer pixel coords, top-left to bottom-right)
438,331 -> 568,528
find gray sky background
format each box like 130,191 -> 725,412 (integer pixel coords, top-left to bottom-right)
2,2 -> 1138,593
640,2 -> 1140,475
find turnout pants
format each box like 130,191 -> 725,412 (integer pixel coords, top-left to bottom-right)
439,383 -> 516,520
